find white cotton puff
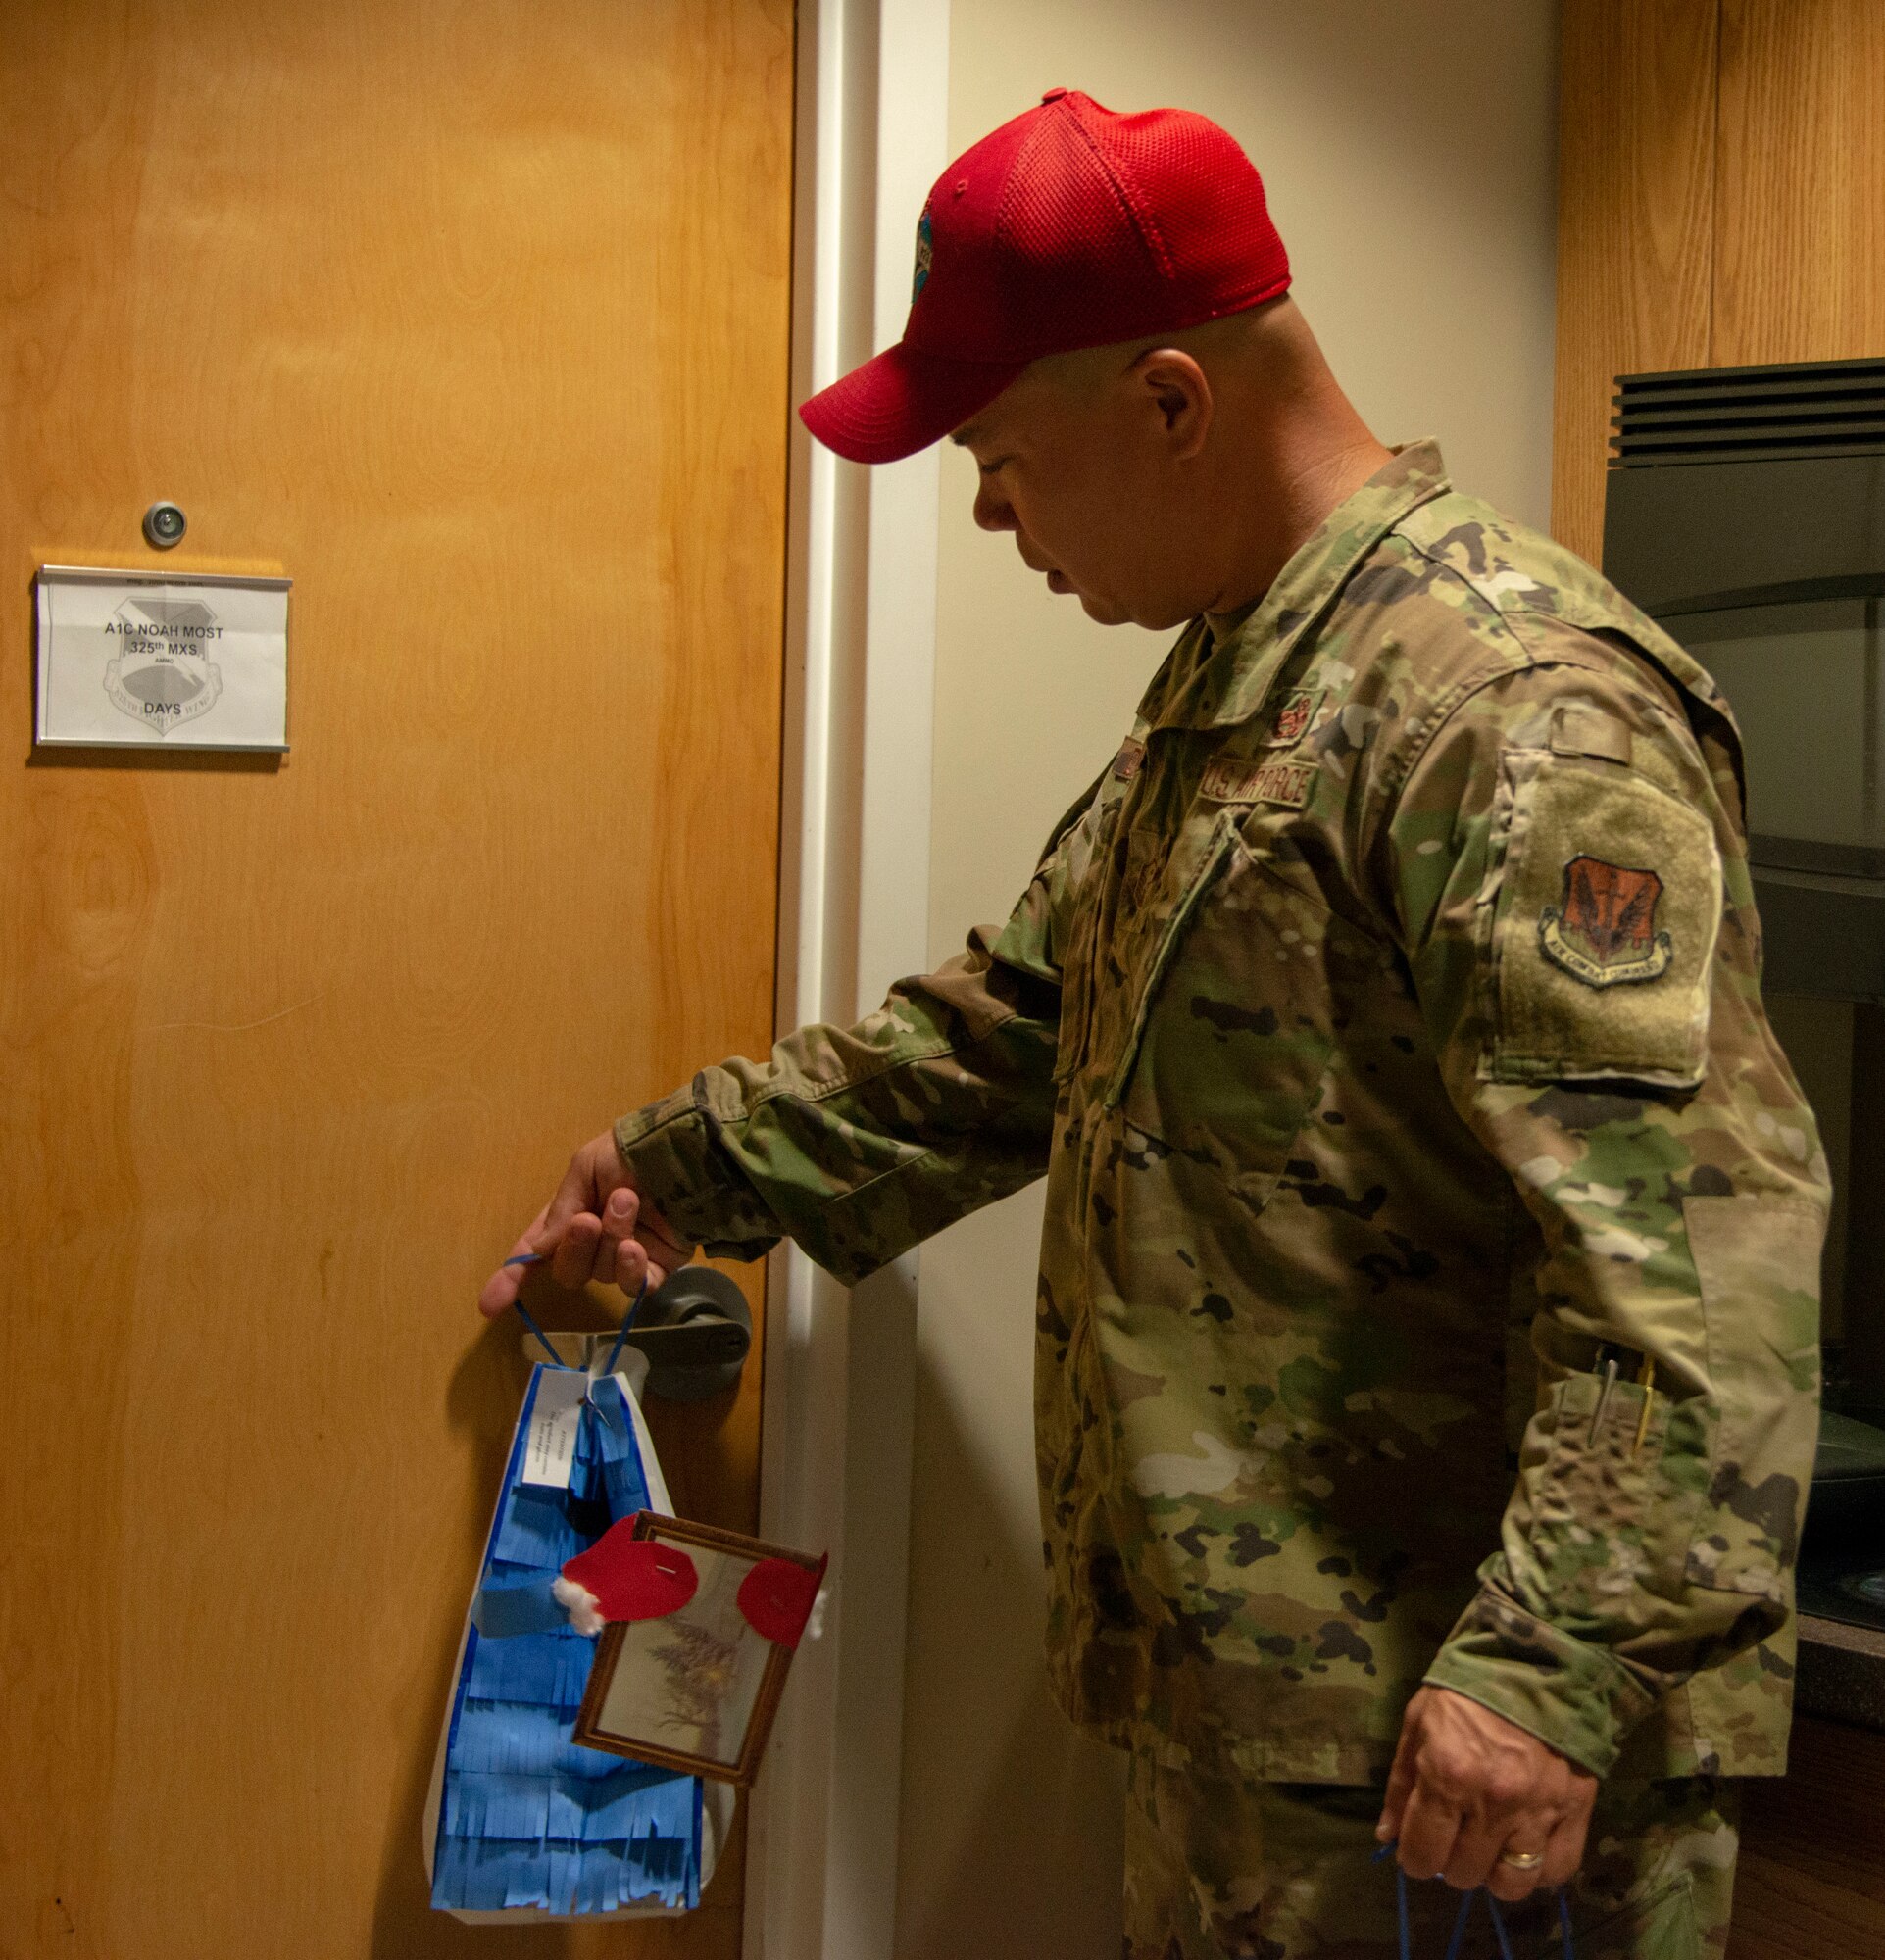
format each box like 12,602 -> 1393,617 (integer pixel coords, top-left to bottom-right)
552,1575 -> 605,1637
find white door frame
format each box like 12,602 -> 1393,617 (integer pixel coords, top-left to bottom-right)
743,1 -> 951,1953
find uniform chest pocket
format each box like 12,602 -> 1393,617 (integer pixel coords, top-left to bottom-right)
1050,781 -> 1134,1088
1107,820 -> 1364,1207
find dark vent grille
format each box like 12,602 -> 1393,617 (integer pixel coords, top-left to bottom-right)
1611,356 -> 1885,466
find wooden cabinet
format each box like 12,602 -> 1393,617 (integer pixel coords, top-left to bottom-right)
1557,6 -> 1885,1953
1554,0 -> 1717,565
1714,0 -> 1885,368
1556,0 -> 1885,548
1734,1717 -> 1885,1958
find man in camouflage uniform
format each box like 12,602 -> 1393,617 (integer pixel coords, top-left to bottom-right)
482,93 -> 1825,1958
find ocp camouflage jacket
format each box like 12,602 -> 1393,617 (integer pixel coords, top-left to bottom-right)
618,442 -> 1827,1784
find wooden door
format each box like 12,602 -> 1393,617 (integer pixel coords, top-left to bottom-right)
0,3 -> 792,1954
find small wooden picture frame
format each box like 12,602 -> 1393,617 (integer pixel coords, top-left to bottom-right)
571,1513 -> 821,1787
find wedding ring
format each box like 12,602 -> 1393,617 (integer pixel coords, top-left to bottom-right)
1498,1849 -> 1545,1871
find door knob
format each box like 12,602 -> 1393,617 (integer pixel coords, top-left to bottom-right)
528,1267 -> 754,1402
627,1267 -> 753,1400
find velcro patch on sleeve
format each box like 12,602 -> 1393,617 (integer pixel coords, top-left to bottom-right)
1549,703 -> 1634,766
1485,758 -> 1721,1087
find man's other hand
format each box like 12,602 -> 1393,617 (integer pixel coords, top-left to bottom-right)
477,1129 -> 696,1318
1375,1685 -> 1597,1902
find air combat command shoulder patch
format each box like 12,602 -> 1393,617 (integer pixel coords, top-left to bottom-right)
1539,856 -> 1674,988
1482,758 -> 1721,1089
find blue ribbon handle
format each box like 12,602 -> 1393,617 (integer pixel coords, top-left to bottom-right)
597,1277 -> 648,1380
507,1276 -> 649,1388
1377,1845 -> 1573,1957
512,1297 -> 570,1370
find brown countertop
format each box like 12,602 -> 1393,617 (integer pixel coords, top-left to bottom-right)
1796,1611 -> 1885,1733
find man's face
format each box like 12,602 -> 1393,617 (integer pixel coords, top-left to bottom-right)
952,358 -> 1203,630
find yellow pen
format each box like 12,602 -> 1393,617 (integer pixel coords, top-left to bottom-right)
1633,1354 -> 1657,1456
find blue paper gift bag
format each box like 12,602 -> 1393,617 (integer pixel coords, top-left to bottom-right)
423,1346 -> 731,1921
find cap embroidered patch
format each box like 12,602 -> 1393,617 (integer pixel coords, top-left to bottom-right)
1200,757 -> 1315,807
1262,688 -> 1324,750
1112,737 -> 1146,781
1540,856 -> 1673,988
912,206 -> 934,302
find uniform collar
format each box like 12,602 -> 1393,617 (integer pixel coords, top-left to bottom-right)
1138,439 -> 1453,732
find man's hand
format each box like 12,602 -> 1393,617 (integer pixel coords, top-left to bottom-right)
1376,1686 -> 1597,1902
477,1129 -> 696,1318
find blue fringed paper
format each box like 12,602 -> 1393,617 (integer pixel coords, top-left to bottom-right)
429,1364 -> 707,1917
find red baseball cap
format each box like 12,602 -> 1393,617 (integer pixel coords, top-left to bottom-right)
799,89 -> 1291,466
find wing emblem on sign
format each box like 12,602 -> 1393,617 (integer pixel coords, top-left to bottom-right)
103,597 -> 224,737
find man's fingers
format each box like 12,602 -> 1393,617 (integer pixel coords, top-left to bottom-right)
1447,1808 -> 1556,1897
1395,1784 -> 1462,1886
612,1234 -> 650,1294
1538,1808 -> 1588,1891
540,1131 -> 630,1242
597,1185 -> 640,1284
475,1134 -> 691,1319
542,1154 -> 603,1239
1482,1830 -> 1558,1904
478,1211 -> 551,1319
596,1187 -> 681,1298
1375,1731 -> 1419,1843
478,1262 -> 525,1318
1440,1814 -> 1502,1893
551,1212 -> 604,1288
1376,1684 -> 1437,1848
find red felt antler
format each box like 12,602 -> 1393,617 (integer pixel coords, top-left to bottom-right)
736,1555 -> 826,1649
562,1519 -> 698,1623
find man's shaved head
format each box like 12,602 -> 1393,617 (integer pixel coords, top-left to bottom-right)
952,297 -> 1389,631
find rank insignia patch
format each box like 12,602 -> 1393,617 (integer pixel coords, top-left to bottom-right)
1539,855 -> 1673,988
1262,687 -> 1323,749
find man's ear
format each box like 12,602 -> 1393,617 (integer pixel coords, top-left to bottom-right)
1130,347 -> 1213,461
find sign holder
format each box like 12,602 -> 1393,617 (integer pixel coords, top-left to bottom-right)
34,564 -> 292,753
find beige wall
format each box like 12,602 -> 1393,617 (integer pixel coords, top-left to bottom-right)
900,4 -> 1560,1953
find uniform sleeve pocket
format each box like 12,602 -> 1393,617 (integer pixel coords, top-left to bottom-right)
1482,757 -> 1721,1089
1683,1194 -> 1824,1602
1515,1365 -> 1693,1618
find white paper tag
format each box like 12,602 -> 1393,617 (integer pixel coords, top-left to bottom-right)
520,1369 -> 588,1489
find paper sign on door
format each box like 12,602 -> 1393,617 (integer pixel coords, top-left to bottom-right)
35,564 -> 291,752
